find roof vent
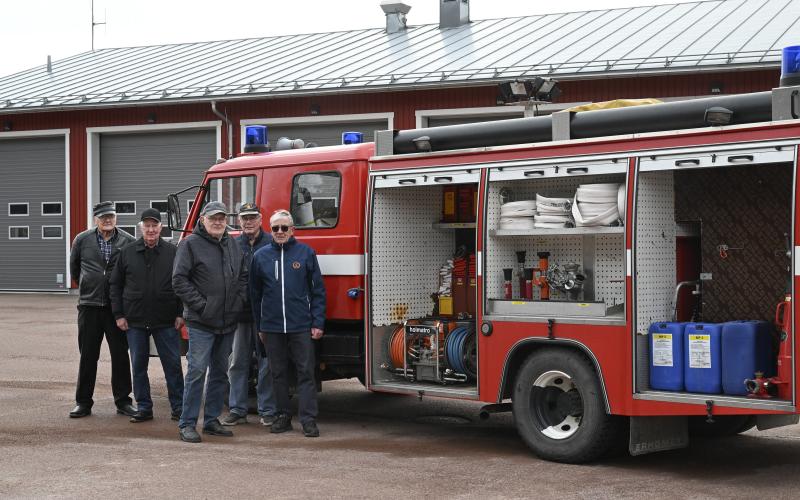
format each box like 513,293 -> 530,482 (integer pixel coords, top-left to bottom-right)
440,0 -> 469,29
46,55 -> 52,74
380,1 -> 411,34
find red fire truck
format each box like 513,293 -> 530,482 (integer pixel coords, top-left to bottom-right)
168,77 -> 800,463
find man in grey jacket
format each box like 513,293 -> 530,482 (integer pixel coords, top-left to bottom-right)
172,201 -> 248,443
69,201 -> 136,418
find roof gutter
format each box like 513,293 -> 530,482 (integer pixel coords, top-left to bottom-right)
210,100 -> 233,159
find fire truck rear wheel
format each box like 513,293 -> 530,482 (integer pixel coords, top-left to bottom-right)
512,348 -> 622,463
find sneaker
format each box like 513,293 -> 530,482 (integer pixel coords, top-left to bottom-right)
220,412 -> 248,426
179,426 -> 201,443
302,420 -> 320,438
260,415 -> 276,427
171,410 -> 181,422
203,419 -> 234,437
270,414 -> 293,434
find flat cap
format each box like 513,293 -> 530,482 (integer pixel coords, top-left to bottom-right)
201,201 -> 227,217
238,202 -> 260,216
93,201 -> 115,217
140,208 -> 162,223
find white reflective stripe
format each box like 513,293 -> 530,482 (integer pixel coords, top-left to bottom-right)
795,247 -> 800,276
317,254 -> 366,276
280,248 -> 286,333
627,249 -> 632,276
477,251 -> 482,276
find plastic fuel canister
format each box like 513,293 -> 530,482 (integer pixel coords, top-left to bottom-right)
683,323 -> 722,394
649,322 -> 686,391
721,320 -> 775,396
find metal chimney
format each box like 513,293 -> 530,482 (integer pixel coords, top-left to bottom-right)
440,0 -> 469,29
380,1 -> 411,34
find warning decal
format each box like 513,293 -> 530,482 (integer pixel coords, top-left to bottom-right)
652,334 -> 673,367
688,334 -> 712,369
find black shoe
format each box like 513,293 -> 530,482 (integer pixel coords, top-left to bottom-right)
302,420 -> 320,438
179,426 -> 201,443
116,403 -> 137,417
202,419 -> 233,437
171,410 -> 181,422
69,405 -> 91,418
130,411 -> 154,423
270,414 -> 293,434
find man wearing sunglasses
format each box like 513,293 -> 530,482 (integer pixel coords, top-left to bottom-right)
249,209 -> 326,438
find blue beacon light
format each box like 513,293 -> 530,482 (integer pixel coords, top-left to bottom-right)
781,45 -> 800,87
342,131 -> 364,145
244,125 -> 269,153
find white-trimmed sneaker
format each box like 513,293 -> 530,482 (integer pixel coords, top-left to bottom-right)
260,415 -> 276,427
220,413 -> 248,426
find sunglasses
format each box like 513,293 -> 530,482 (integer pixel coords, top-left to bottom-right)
271,225 -> 292,233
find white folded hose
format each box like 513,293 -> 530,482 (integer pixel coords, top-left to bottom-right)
617,184 -> 626,219
571,183 -> 621,227
499,217 -> 536,230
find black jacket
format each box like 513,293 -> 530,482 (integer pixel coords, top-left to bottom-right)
237,229 -> 272,322
109,238 -> 182,329
172,222 -> 248,335
70,228 -> 135,307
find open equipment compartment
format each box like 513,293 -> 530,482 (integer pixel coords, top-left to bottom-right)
634,143 -> 796,405
368,170 -> 479,396
484,159 -> 628,322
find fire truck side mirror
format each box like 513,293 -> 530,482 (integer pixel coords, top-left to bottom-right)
167,193 -> 182,230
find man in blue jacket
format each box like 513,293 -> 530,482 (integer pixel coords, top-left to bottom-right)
250,209 -> 325,437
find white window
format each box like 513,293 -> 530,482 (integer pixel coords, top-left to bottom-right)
41,202 -> 62,216
115,201 -> 136,215
187,200 -> 195,214
42,225 -> 63,239
9,226 -> 29,239
118,226 -> 137,238
151,200 -> 169,214
8,203 -> 28,216
160,227 -> 173,240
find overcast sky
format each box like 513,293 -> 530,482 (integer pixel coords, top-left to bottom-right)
0,0 -> 692,77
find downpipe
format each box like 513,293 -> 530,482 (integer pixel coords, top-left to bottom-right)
211,101 -> 233,159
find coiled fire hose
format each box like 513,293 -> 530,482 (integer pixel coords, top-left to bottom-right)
445,326 -> 477,380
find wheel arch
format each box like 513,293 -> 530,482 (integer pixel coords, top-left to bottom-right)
497,338 -> 611,413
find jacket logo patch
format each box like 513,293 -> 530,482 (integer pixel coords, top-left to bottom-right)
292,261 -> 301,270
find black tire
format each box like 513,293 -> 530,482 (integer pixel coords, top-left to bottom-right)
512,347 -> 624,463
688,415 -> 756,437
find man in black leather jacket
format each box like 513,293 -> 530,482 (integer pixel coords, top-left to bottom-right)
68,201 -> 136,418
110,208 -> 184,423
172,201 -> 248,443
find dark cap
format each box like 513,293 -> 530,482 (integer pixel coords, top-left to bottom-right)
201,201 -> 227,217
93,201 -> 115,217
140,208 -> 162,223
238,202 -> 260,216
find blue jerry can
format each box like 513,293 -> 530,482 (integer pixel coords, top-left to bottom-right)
684,323 -> 723,394
721,320 -> 776,396
649,322 -> 686,391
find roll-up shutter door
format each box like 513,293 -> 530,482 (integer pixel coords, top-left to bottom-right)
265,120 -> 387,147
0,136 -> 67,291
100,130 -> 216,239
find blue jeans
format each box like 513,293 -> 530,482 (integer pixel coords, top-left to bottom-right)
264,332 -> 318,425
127,327 -> 184,414
228,322 -> 276,417
179,327 -> 234,429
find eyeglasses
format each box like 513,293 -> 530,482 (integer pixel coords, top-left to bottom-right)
271,225 -> 292,233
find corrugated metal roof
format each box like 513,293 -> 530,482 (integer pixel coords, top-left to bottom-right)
1,0 -> 796,112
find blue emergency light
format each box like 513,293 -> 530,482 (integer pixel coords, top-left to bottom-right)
342,131 -> 363,145
244,125 -> 269,153
781,45 -> 800,87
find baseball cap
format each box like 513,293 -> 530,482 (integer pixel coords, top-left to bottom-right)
93,201 -> 115,217
140,208 -> 162,223
201,201 -> 228,217
238,202 -> 260,216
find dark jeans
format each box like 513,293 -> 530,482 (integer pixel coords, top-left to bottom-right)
179,327 -> 234,429
75,305 -> 132,408
127,327 -> 184,414
264,332 -> 318,425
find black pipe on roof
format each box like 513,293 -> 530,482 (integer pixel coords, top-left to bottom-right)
392,91 -> 774,154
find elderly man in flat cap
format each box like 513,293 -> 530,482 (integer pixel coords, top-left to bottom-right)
68,201 -> 136,418
172,201 -> 248,443
110,208 -> 184,423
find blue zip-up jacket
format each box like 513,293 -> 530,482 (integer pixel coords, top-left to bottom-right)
249,236 -> 326,334
237,229 -> 272,322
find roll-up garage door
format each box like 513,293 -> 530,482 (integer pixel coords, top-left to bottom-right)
100,130 -> 216,239
0,136 -> 67,291
426,114 -> 521,128
266,120 -> 387,147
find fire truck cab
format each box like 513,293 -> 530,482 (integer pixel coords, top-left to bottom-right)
170,80 -> 800,463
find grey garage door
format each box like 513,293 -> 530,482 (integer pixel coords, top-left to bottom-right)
426,114 -> 522,128
100,130 -> 216,239
0,136 -> 68,291
266,120 -> 388,148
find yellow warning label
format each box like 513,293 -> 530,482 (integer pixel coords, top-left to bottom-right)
653,334 -> 672,340
689,334 -> 710,341
511,301 -> 526,305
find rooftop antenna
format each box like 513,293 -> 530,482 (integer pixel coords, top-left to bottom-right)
91,0 -> 106,51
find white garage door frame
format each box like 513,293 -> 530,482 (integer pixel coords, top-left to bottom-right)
86,121 -> 221,228
415,105 -> 526,128
0,128 -> 71,291
239,112 -> 394,151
